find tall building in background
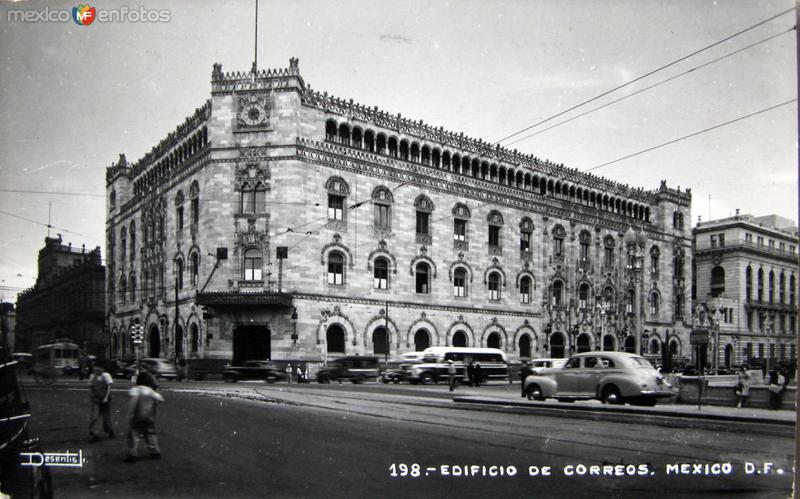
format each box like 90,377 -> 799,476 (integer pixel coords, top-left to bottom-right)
105,59 -> 692,370
15,235 -> 106,356
693,213 -> 798,370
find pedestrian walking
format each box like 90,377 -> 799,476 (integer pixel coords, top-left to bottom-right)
286,363 -> 293,384
447,360 -> 456,392
519,360 -> 533,398
88,366 -> 115,441
296,365 -> 304,384
125,375 -> 164,463
474,362 -> 482,387
768,370 -> 786,410
304,364 -> 310,383
735,363 -> 751,408
136,364 -> 159,390
466,361 -> 475,387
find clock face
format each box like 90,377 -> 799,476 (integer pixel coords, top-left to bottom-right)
237,93 -> 270,129
241,103 -> 266,126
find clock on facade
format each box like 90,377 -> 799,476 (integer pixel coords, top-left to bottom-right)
236,93 -> 270,129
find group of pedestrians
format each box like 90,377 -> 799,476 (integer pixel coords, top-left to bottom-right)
734,363 -> 792,410
86,363 -> 164,464
285,363 -> 310,384
446,360 -> 483,392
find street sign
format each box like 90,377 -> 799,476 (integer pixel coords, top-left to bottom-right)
690,330 -> 709,346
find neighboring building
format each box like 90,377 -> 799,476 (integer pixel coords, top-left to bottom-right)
15,236 -> 107,357
105,59 -> 692,369
693,213 -> 798,369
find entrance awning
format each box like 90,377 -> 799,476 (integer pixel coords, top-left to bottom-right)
196,291 -> 293,307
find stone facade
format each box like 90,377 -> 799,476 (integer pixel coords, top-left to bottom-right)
15,236 -> 106,356
693,213 -> 798,369
105,59 -> 693,369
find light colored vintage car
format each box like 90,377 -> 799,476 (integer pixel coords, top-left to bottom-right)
523,351 -> 674,406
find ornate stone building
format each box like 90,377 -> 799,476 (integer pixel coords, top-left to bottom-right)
105,59 -> 692,370
15,236 -> 106,356
693,213 -> 798,370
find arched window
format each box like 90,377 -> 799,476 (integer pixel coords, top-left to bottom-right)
790,273 -> 796,305
552,280 -> 563,307
487,332 -> 501,349
549,332 -> 565,358
190,323 -> 199,353
779,272 -> 786,303
650,246 -> 660,275
415,262 -> 430,294
326,325 -> 345,353
452,203 -> 470,244
650,292 -> 660,316
453,267 -> 467,297
175,258 -> 184,289
175,190 -> 184,235
414,329 -> 430,351
552,224 -> 565,257
578,230 -> 591,263
711,266 -> 725,297
520,276 -> 531,304
757,268 -> 764,301
190,253 -> 199,287
626,289 -> 635,314
414,195 -> 434,240
624,336 -> 636,353
650,339 -> 661,355
578,283 -> 589,309
373,257 -> 388,289
326,177 -> 349,222
603,335 -> 615,351
129,274 -> 136,302
327,251 -> 344,285
372,327 -> 389,356
603,235 -> 615,267
372,186 -> 393,230
452,330 -> 468,347
110,190 -> 116,211
119,276 -> 127,305
520,217 -> 533,255
129,222 -> 136,263
768,270 -> 775,302
576,334 -> 590,353
243,249 -> 262,281
189,181 -> 200,229
325,120 -> 337,141
120,227 -> 127,263
488,272 -> 501,300
487,211 -> 503,249
746,266 -> 753,302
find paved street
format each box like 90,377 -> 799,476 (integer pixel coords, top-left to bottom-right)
17,380 -> 795,498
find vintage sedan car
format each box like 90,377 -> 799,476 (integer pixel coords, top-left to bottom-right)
317,356 -> 380,384
140,358 -> 179,380
523,352 -> 674,406
223,360 -> 285,383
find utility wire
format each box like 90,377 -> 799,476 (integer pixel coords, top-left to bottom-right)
495,7 -> 795,144
504,26 -> 796,147
0,209 -> 98,241
0,188 -> 105,198
585,99 -> 797,172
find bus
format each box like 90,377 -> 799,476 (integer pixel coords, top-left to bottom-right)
34,340 -> 80,378
405,347 -> 509,384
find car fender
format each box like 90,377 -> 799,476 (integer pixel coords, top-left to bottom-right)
597,374 -> 642,398
524,375 -> 557,397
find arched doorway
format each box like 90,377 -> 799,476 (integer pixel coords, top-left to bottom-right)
233,325 -> 271,365
148,325 -> 161,358
519,335 -> 532,359
372,327 -> 389,356
603,334 -> 615,352
724,344 -> 733,368
576,333 -> 591,353
190,324 -> 199,354
487,332 -> 501,349
452,330 -> 468,347
550,332 -> 565,358
112,334 -> 119,357
624,336 -> 636,353
650,338 -> 661,355
326,324 -> 346,354
414,329 -> 430,351
175,325 -> 184,357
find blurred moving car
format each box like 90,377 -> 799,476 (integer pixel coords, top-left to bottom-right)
317,356 -> 380,384
381,352 -> 426,384
11,353 -> 33,374
523,351 -> 674,406
529,358 -> 567,374
223,361 -> 285,383
108,359 -> 136,380
140,358 -> 179,380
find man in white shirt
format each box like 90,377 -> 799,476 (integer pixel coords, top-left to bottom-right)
125,376 -> 164,463
88,366 -> 115,441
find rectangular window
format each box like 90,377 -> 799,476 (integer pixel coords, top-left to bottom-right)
328,194 -> 344,221
520,288 -> 530,304
554,239 -> 563,257
416,211 -> 430,235
790,245 -> 796,254
757,236 -> 764,246
255,189 -> 266,213
779,242 -> 785,252
453,219 -> 466,241
453,278 -> 465,297
374,269 -> 387,289
758,343 -> 764,358
745,342 -> 753,359
191,198 -> 199,226
579,244 -> 589,262
718,234 -> 725,247
374,204 -> 390,229
746,311 -> 753,331
769,240 -> 775,250
745,233 -> 752,243
604,248 -> 614,267
710,235 -> 717,248
241,190 -> 255,213
327,267 -> 343,285
520,232 -> 531,253
488,226 -> 500,247
177,206 -> 184,232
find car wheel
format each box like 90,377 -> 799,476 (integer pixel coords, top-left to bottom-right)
602,386 -> 622,405
526,384 -> 545,401
420,372 -> 435,385
317,375 -> 330,384
223,374 -> 236,383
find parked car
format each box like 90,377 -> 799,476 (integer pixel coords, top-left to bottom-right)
523,351 -> 674,406
140,358 -> 179,380
108,359 -> 136,379
380,366 -> 405,384
223,361 -> 285,383
529,358 -> 568,374
317,356 -> 380,384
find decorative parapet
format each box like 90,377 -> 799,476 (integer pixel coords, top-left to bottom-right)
210,58 -> 304,95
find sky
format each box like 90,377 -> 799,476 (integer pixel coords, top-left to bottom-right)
0,0 -> 796,301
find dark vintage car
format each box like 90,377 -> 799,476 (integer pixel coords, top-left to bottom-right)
140,358 -> 179,380
223,360 -> 285,383
380,368 -> 405,384
523,351 -> 675,406
317,356 -> 380,384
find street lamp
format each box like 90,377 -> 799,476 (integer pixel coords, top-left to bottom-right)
623,226 -> 646,355
596,299 -> 608,352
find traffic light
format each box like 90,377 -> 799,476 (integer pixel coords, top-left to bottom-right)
131,324 -> 143,344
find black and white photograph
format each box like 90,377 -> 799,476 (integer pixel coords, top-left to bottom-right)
0,1 -> 796,497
